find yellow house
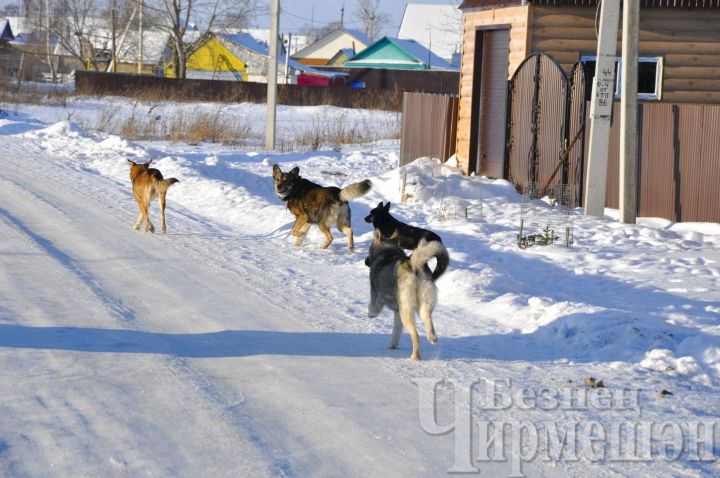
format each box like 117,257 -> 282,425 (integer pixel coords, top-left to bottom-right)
165,34 -> 248,81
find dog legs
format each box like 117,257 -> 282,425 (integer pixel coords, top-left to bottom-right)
342,226 -> 354,251
294,223 -> 311,246
389,311 -> 403,349
419,282 -> 438,344
318,222 -> 333,249
399,304 -> 421,360
159,192 -> 167,233
133,211 -> 143,230
420,302 -> 437,345
291,216 -> 307,237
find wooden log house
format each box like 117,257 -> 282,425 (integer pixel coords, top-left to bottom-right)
457,0 -> 720,176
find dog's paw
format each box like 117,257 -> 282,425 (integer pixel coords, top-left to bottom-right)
410,352 -> 421,361
318,242 -> 331,249
161,225 -> 167,233
133,224 -> 141,231
428,333 -> 437,344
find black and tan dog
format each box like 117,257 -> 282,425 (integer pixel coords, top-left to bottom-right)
364,201 -> 449,280
272,164 -> 371,251
128,160 -> 179,233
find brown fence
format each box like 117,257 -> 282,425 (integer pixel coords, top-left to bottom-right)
315,67 -> 460,95
588,102 -> 720,223
75,71 -> 403,111
399,92 -> 459,166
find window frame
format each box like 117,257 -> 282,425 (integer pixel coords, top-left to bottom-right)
580,54 -> 664,101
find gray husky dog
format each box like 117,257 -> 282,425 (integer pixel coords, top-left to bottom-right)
366,230 -> 444,360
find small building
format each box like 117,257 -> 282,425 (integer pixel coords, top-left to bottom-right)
326,48 -> 355,67
292,28 -> 369,66
343,36 -> 458,71
164,32 -> 248,81
398,3 -> 462,67
456,0 -> 720,176
168,32 -> 344,84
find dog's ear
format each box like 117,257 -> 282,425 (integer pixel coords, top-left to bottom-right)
289,166 -> 300,176
144,160 -> 152,167
127,159 -> 134,164
375,201 -> 383,209
384,202 -> 391,212
272,164 -> 281,176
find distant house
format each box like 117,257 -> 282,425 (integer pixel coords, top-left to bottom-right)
169,32 -> 346,84
343,37 -> 458,71
164,32 -> 248,81
292,28 -> 369,66
326,48 -> 355,67
398,3 -> 462,67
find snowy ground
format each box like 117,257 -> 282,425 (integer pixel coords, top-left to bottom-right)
0,97 -> 719,477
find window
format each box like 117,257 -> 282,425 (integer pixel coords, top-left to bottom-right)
580,55 -> 663,101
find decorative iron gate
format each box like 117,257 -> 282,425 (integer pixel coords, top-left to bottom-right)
503,53 -> 586,202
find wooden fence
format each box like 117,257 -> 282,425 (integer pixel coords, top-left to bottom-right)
400,92 -> 459,166
75,71 -> 403,111
593,102 -> 720,223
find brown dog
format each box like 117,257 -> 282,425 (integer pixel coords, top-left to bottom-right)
128,160 -> 179,233
272,164 -> 371,250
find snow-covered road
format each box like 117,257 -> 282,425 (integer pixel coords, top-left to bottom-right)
1,101 -> 719,477
0,139 -> 462,477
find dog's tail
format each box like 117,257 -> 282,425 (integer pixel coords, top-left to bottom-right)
410,239 -> 449,282
156,177 -> 179,194
339,179 -> 372,201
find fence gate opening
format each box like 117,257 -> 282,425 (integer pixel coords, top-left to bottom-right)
504,53 -> 586,203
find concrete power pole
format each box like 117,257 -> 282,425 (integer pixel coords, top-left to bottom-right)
266,0 -> 280,151
619,0 -> 639,224
137,0 -> 144,74
583,0 -> 621,217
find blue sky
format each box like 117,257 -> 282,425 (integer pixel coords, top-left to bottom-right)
257,0 -> 461,37
1,0 -> 461,38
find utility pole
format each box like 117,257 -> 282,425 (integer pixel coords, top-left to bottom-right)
583,0 -> 621,217
266,0 -> 280,151
340,3 -> 344,28
111,0 -> 117,73
137,0 -> 144,74
619,0 -> 639,224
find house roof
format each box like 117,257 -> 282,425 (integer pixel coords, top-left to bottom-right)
217,32 -> 347,78
459,0 -> 720,7
397,3 -> 461,62
292,28 -> 370,61
0,18 -> 15,41
344,36 -> 458,71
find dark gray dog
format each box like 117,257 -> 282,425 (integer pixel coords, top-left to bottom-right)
366,230 -> 443,360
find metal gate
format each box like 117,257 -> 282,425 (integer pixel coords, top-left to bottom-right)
504,53 -> 586,202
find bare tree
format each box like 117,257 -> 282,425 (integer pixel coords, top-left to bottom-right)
352,0 -> 389,43
142,0 -> 263,79
52,0 -> 105,70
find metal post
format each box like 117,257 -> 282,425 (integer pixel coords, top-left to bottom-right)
620,0 -> 639,224
266,0 -> 280,151
111,1 -> 117,73
284,33 -> 291,84
137,0 -> 144,74
583,0 -> 620,217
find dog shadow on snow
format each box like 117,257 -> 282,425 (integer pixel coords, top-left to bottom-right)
0,309 -> 718,364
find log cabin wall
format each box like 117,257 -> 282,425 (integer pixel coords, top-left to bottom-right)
456,6 -> 531,174
531,5 -> 720,104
